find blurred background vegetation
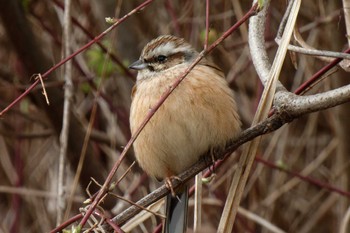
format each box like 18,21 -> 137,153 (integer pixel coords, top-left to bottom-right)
0,0 -> 349,232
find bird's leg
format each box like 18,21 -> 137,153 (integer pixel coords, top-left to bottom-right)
201,147 -> 218,184
165,176 -> 182,197
207,147 -> 217,175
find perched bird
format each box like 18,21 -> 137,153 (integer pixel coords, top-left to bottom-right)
129,35 -> 241,233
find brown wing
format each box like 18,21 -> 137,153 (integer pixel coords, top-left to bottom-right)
131,84 -> 137,100
198,58 -> 225,78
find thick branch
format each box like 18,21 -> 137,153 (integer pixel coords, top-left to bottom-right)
275,86 -> 350,115
248,0 -> 287,93
248,0 -> 350,114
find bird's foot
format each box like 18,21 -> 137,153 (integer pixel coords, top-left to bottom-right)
209,147 -> 218,174
165,176 -> 181,197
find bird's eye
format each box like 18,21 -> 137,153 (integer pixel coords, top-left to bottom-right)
156,55 -> 167,63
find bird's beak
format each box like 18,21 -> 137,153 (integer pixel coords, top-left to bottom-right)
129,59 -> 147,70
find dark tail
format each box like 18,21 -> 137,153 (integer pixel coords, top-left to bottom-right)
163,185 -> 189,233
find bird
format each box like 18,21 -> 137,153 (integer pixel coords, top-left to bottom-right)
129,35 -> 241,233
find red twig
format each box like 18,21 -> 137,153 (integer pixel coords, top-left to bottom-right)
52,0 -> 135,80
50,214 -> 83,233
105,218 -> 125,233
165,0 -> 180,36
294,47 -> 350,95
153,223 -> 163,233
95,211 -> 125,233
204,0 -> 210,50
0,0 -> 154,117
255,156 -> 350,197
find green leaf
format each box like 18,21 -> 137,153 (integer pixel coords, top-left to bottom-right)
258,0 -> 265,9
200,29 -> 218,45
86,41 -> 118,77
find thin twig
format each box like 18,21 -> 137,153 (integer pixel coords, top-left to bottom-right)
109,193 -> 165,219
293,45 -> 350,95
115,162 -> 136,186
64,85 -> 97,221
342,0 -> 350,46
204,0 -> 210,50
340,205 -> 350,233
237,207 -> 286,233
0,0 -> 155,117
95,211 -> 125,233
255,155 -> 350,198
52,0 -> 135,80
275,38 -> 350,60
57,0 -> 72,225
34,73 -> 50,105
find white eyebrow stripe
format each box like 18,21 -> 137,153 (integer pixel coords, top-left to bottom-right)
150,42 -> 192,57
152,42 -> 176,56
